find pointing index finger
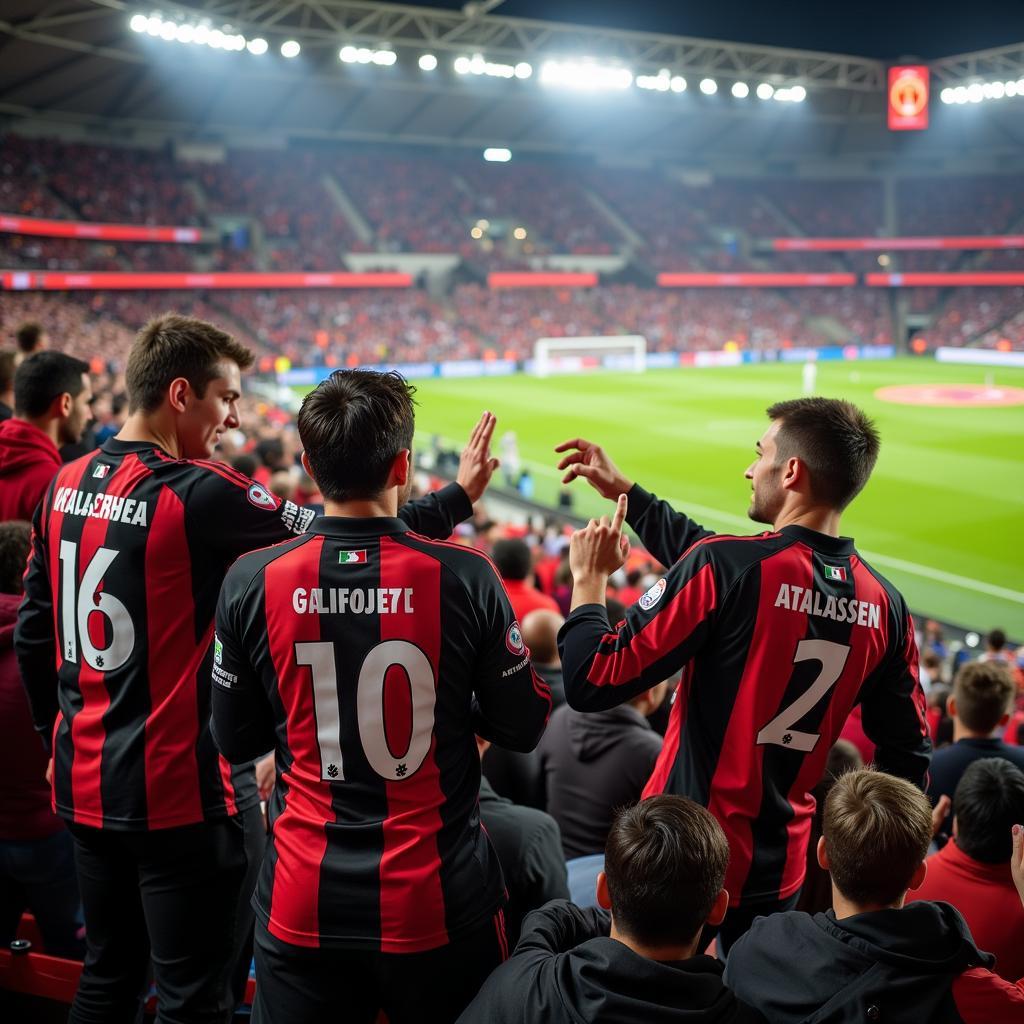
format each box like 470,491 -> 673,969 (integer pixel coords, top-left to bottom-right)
611,493 -> 628,535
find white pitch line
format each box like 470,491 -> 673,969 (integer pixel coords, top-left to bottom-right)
445,442 -> 1024,606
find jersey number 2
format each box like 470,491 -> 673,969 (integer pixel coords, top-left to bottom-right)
58,541 -> 135,672
756,638 -> 851,752
296,640 -> 437,783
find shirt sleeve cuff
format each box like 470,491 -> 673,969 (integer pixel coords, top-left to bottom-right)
436,481 -> 474,525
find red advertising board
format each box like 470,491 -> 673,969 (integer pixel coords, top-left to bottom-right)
888,66 -> 929,131
0,271 -> 413,291
487,272 -> 598,288
657,272 -> 856,287
0,214 -> 205,243
773,235 -> 1024,252
866,272 -> 1024,287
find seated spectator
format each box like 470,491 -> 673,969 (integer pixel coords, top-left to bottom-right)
929,661 -> 1024,837
457,796 -> 765,1024
539,678 -> 669,859
521,609 -> 566,709
492,538 -> 560,621
725,769 -> 1024,1021
796,740 -> 863,916
0,351 -> 92,521
0,521 -> 84,958
476,737 -> 569,948
15,321 -> 47,359
909,758 -> 1024,982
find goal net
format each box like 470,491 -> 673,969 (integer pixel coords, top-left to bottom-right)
532,335 -> 647,378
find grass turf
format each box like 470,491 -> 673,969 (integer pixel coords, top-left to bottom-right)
296,357 -> 1024,633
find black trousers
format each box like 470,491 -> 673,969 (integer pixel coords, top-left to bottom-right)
701,889 -> 801,959
67,817 -> 247,1024
252,911 -> 508,1024
228,803 -> 268,1008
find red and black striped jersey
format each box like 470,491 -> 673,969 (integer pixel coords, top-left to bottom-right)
210,516 -> 552,953
559,485 -> 931,908
15,438 -> 474,832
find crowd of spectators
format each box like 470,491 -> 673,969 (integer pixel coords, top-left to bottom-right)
912,287 -> 1024,349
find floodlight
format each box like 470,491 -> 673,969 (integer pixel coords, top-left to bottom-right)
340,46 -> 357,63
756,82 -> 774,99
1007,81 -> 1019,97
953,86 -> 967,103
670,76 -> 686,92
160,21 -> 177,41
208,28 -> 224,48
483,148 -> 512,162
515,62 -> 533,79
731,81 -> 749,98
454,56 -> 471,74
790,85 -> 806,102
967,83 -> 983,102
373,50 -> 397,66
699,78 -> 717,95
146,16 -> 162,36
174,23 -> 194,43
130,14 -> 148,32
939,87 -> 953,104
471,226 -> 484,239
247,38 -> 268,55
513,227 -> 527,240
419,54 -> 438,71
281,40 -> 301,58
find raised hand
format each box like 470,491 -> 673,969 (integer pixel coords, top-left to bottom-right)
555,437 -> 633,501
569,493 -> 631,587
456,412 -> 500,503
1012,823 -> 1024,909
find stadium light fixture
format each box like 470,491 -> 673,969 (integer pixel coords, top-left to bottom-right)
515,63 -> 533,79
129,14 -> 148,32
146,15 -> 161,36
246,38 -> 268,55
513,227 -> 527,240
670,75 -> 687,92
131,13 -> 250,53
281,40 -> 301,58
540,59 -> 633,91
453,53 -> 520,79
939,87 -> 953,104
419,53 -> 438,71
470,226 -> 484,239
636,69 -> 672,92
699,78 -> 717,95
731,81 -> 750,98
483,148 -> 512,162
790,85 -> 806,102
756,82 -> 774,100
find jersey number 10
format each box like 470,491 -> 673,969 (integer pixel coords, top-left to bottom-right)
296,640 -> 437,783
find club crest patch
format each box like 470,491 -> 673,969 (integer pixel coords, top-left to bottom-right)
506,621 -> 525,655
639,578 -> 667,611
247,482 -> 277,510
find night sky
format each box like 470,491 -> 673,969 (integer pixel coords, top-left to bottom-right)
411,1 -> 1024,61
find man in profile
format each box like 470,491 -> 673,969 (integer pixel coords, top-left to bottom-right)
211,369 -> 551,1024
556,399 -> 930,952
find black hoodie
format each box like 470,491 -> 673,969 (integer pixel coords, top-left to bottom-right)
724,901 -> 1024,1023
457,901 -> 765,1024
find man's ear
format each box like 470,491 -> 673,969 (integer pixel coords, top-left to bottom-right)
54,392 -> 72,419
390,448 -> 411,488
907,859 -> 928,893
168,377 -> 190,414
817,835 -> 830,871
947,695 -> 957,719
300,451 -> 313,478
707,888 -> 729,927
782,456 -> 802,490
596,871 -> 611,911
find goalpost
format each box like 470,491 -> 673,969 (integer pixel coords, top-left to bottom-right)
532,335 -> 647,378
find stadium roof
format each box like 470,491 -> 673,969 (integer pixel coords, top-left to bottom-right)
2,1 -> 1024,169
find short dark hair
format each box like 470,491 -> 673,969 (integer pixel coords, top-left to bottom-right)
954,758 -> 1024,864
604,795 -> 729,946
0,520 -> 31,595
491,539 -> 531,581
953,661 -> 1015,733
0,350 -> 16,394
15,321 -> 43,353
987,629 -> 1007,652
765,398 -> 880,511
125,313 -> 253,414
823,769 -> 931,907
297,369 -> 416,502
14,351 -> 89,417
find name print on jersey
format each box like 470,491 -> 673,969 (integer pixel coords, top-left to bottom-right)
52,486 -> 149,526
774,583 -> 881,629
291,587 -> 415,615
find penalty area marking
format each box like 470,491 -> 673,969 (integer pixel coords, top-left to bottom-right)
875,384 -> 1024,407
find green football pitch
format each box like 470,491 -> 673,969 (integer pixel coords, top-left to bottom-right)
296,357 -> 1024,633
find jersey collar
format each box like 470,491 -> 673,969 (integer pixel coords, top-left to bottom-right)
778,524 -> 855,556
309,516 -> 410,537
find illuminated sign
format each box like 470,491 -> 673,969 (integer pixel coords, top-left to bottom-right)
888,66 -> 929,130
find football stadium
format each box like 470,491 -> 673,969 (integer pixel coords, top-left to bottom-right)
2,2 -> 1024,1021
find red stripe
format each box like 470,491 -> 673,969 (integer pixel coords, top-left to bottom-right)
2,270 -> 413,291
189,459 -> 254,489
143,485 -> 205,828
587,562 -> 716,688
378,535 -> 448,953
264,536 -> 333,948
641,662 -> 691,799
494,910 -> 509,962
69,454 -> 152,827
706,547 -> 813,905
219,756 -> 237,816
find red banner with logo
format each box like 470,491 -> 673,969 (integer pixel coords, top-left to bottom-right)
487,272 -> 599,288
866,272 -> 1024,286
773,235 -> 1024,251
888,66 -> 929,131
0,214 -> 206,243
0,271 -> 413,290
657,272 -> 856,287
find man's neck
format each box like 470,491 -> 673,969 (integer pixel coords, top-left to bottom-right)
0,391 -> 12,409
323,494 -> 399,519
15,414 -> 60,447
953,720 -> 998,743
116,412 -> 181,458
773,504 -> 842,537
608,921 -> 699,962
832,888 -> 905,920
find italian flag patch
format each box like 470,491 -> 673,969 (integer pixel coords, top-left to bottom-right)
339,550 -> 368,565
824,565 -> 847,582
